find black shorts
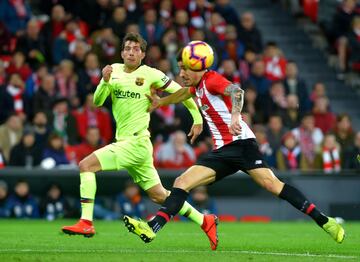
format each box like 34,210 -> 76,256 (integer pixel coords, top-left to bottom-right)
196,138 -> 268,181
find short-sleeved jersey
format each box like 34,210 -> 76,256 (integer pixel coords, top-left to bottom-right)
101,64 -> 172,139
189,71 -> 255,149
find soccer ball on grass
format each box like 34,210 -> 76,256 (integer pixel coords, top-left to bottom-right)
182,41 -> 214,71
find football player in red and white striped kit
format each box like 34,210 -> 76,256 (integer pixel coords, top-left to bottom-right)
123,47 -> 345,249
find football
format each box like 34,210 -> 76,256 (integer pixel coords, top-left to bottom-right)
182,41 -> 214,71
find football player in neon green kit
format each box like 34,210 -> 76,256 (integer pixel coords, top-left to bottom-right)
62,33 -> 218,247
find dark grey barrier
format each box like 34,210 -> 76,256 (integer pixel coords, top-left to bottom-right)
1,167 -> 359,220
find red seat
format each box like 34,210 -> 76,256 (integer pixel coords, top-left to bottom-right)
218,214 -> 237,222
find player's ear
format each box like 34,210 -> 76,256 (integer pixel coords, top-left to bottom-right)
141,52 -> 146,60
121,50 -> 125,60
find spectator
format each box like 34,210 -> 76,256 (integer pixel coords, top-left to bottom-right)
343,131 -> 360,170
0,0 -> 32,35
8,180 -> 40,218
139,9 -> 164,45
52,19 -> 87,65
0,114 -> 23,162
324,0 -> 358,46
4,73 -> 29,121
334,113 -> 356,152
32,111 -> 50,150
283,61 -> 310,113
322,133 -> 341,174
158,58 -> 175,79
214,0 -> 240,28
72,93 -> 113,144
281,94 -> 302,129
174,9 -> 191,46
9,127 -> 42,167
0,76 -> 15,124
91,26 -> 121,66
6,51 -> 32,81
160,28 -> 180,63
237,12 -> 263,53
77,53 -> 102,104
33,74 -> 57,114
24,64 -> 48,99
108,6 -> 128,40
243,85 -> 264,124
254,124 -> 276,167
115,180 -> 147,219
238,48 -> 257,82
312,96 -> 336,134
37,0 -> 78,16
209,12 -> 227,43
266,114 -> 287,154
71,126 -> 103,164
0,180 -> 10,217
41,132 -> 69,167
219,24 -> 245,63
54,59 -> 78,108
263,42 -> 287,81
268,81 -> 288,115
144,44 -> 163,69
48,97 -> 79,145
122,0 -> 143,24
16,19 -> 46,68
0,21 -> 12,54
0,60 -> 7,86
276,132 -> 307,171
218,59 -> 241,84
69,39 -> 89,72
0,149 -> 5,169
347,16 -> 360,72
292,113 -> 323,169
187,186 -> 217,215
188,0 -> 213,31
40,183 -> 72,220
338,15 -> 360,76
155,130 -> 196,169
40,5 -> 67,65
158,0 -> 173,29
310,82 -> 326,106
247,59 -> 271,101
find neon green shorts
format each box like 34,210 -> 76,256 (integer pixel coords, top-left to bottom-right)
94,136 -> 160,191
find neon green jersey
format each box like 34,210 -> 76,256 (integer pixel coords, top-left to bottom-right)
93,63 -> 202,141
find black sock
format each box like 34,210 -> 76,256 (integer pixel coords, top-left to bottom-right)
279,183 -> 329,227
148,188 -> 188,233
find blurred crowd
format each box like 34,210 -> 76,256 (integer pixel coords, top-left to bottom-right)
0,0 -> 359,178
0,178 -> 218,220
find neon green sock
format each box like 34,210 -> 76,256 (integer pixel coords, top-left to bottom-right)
80,172 -> 96,221
179,201 -> 204,226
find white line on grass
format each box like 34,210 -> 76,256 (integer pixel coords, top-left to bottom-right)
0,249 -> 357,259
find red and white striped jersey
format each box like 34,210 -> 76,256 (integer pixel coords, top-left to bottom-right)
189,71 -> 255,149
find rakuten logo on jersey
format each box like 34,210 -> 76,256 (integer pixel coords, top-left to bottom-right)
114,89 -> 141,99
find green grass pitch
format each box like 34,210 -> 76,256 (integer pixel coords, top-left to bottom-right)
0,219 -> 359,261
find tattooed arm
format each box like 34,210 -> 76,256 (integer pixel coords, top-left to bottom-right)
224,84 -> 244,135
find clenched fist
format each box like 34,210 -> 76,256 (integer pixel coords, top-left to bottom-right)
102,65 -> 113,82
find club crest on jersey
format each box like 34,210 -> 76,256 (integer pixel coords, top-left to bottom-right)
200,104 -> 209,111
135,77 -> 144,86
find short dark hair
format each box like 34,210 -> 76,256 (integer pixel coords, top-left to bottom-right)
121,32 -> 147,52
176,47 -> 184,62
